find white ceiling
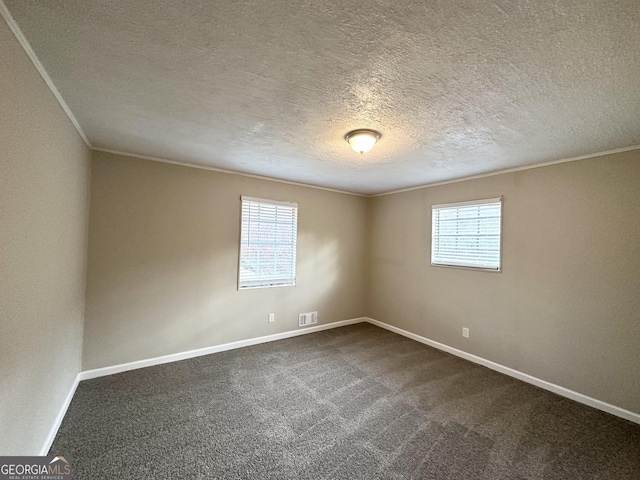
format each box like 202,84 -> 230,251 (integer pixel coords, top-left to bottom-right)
4,0 -> 640,194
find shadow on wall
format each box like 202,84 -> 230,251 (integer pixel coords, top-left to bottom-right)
83,222 -> 343,369
83,152 -> 366,370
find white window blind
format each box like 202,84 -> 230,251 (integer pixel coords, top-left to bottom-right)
239,196 -> 298,289
431,197 -> 502,271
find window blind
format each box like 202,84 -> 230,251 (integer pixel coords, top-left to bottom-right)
239,196 -> 298,289
431,197 -> 502,271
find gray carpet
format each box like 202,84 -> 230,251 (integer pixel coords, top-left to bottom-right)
51,323 -> 640,479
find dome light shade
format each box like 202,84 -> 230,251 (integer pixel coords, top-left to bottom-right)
345,129 -> 380,154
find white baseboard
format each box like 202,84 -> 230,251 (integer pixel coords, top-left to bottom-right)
79,317 -> 366,381
48,315 -> 637,454
44,318 -> 365,452
40,373 -> 81,455
364,317 -> 640,425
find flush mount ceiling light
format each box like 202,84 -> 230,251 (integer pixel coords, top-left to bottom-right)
345,129 -> 381,154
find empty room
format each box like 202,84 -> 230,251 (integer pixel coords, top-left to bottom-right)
1,0 -> 639,478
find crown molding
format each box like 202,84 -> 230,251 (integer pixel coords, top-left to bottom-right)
94,148 -> 366,197
0,0 -> 92,148
3,0 -> 637,197
371,144 -> 640,197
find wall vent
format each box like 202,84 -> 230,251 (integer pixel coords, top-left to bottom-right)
298,311 -> 318,327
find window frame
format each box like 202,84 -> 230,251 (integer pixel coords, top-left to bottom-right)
237,196 -> 299,290
430,196 -> 503,273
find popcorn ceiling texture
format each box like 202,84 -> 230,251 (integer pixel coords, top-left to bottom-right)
4,0 -> 640,194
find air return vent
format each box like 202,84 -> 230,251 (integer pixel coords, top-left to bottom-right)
298,311 -> 317,327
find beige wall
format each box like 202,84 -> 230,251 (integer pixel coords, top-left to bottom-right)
4,9 -> 637,450
83,151 -> 367,369
0,20 -> 90,454
369,150 -> 640,414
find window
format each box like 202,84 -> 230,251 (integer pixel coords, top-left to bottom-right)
238,196 -> 298,289
431,197 -> 502,271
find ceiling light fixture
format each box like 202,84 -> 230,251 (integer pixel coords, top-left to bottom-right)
345,129 -> 381,154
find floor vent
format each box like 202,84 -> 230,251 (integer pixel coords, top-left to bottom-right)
298,311 -> 318,327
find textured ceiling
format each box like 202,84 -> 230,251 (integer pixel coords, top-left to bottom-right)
4,0 -> 640,194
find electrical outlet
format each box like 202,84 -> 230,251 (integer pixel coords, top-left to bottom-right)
268,313 -> 275,323
462,327 -> 470,338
